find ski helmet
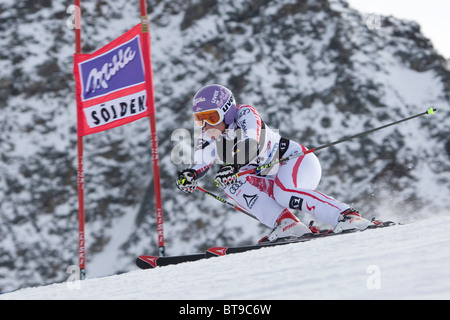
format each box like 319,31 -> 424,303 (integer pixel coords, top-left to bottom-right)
192,84 -> 237,126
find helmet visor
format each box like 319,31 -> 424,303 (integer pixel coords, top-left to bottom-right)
193,109 -> 224,127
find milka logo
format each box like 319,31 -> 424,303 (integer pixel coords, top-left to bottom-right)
85,47 -> 136,94
194,97 -> 206,105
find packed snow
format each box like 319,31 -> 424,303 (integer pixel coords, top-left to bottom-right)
2,214 -> 449,300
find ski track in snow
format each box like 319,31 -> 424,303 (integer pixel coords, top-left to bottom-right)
1,215 -> 450,300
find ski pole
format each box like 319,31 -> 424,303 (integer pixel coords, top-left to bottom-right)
197,186 -> 259,221
237,107 -> 437,178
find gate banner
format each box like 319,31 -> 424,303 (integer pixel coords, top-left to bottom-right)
74,23 -> 153,136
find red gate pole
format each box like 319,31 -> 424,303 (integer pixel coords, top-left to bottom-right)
74,0 -> 86,280
139,0 -> 165,257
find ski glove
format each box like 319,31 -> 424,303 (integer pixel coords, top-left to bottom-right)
214,164 -> 238,189
176,169 -> 198,194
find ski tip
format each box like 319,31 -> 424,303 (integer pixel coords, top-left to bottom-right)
426,107 -> 437,115
136,255 -> 159,269
207,247 -> 229,257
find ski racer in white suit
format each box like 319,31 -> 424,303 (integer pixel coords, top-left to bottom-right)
177,84 -> 373,241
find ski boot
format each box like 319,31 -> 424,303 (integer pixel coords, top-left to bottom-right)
334,208 -> 373,233
259,209 -> 311,243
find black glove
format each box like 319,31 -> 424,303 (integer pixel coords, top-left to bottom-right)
176,169 -> 198,194
214,164 -> 237,189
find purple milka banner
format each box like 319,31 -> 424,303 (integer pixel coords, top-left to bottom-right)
78,35 -> 145,102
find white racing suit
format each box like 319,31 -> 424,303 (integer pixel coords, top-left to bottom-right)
190,104 -> 350,228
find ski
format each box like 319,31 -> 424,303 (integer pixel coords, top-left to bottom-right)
136,220 -> 397,269
206,239 -> 307,257
136,253 -> 205,269
206,220 -> 396,257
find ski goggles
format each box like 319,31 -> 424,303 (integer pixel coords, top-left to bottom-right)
193,109 -> 224,127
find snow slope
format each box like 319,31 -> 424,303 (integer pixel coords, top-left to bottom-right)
2,215 -> 450,300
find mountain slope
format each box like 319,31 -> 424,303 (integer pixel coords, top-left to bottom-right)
2,215 -> 450,299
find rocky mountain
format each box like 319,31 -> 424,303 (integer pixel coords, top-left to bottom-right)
0,0 -> 449,292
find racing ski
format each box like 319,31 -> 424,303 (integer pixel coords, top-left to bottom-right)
136,253 -> 205,269
136,220 -> 396,269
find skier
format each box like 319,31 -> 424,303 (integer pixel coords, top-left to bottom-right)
176,84 -> 373,242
